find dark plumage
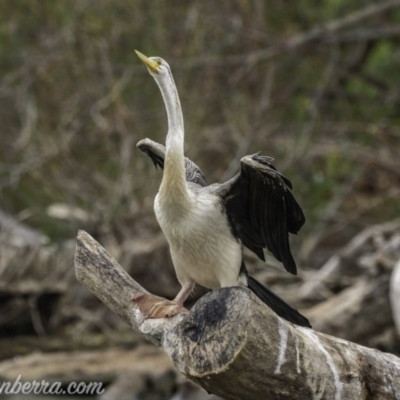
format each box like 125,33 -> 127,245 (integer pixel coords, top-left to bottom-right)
214,154 -> 305,275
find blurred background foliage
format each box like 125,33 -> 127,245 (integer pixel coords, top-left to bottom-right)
0,0 -> 398,277
1,1 -> 400,397
1,0 -> 400,263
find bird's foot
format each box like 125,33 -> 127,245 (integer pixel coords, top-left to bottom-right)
132,293 -> 188,319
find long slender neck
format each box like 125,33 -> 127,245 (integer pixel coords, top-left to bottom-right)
154,72 -> 190,206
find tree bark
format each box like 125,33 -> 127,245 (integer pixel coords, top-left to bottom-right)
75,230 -> 400,400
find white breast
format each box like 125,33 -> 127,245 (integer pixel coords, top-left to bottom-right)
154,191 -> 243,289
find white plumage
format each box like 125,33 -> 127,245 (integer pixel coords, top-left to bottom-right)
155,190 -> 243,290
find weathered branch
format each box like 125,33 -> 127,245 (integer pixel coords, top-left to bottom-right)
75,230 -> 400,400
75,231 -> 182,346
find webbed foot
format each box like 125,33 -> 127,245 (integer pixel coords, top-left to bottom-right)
132,293 -> 188,319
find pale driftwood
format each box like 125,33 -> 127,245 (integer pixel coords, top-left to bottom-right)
0,346 -> 172,383
296,220 -> 400,349
390,259 -> 400,335
75,230 -> 400,400
75,230 -> 184,346
306,275 -> 393,344
0,208 -> 48,247
297,219 -> 400,305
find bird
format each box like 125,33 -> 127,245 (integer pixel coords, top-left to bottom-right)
134,50 -> 311,328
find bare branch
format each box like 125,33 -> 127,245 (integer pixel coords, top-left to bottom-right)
74,230 -> 184,346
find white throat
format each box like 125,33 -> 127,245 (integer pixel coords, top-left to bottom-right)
152,67 -> 190,212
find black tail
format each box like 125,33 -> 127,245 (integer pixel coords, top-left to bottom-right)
247,275 -> 311,328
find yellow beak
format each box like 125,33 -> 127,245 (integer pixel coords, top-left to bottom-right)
135,50 -> 159,74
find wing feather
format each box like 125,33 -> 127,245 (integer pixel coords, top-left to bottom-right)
217,154 -> 305,275
137,138 -> 207,187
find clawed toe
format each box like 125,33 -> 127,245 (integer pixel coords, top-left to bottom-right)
132,292 -> 188,319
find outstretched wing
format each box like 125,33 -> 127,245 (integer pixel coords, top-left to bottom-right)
212,154 -> 305,275
136,138 -> 207,187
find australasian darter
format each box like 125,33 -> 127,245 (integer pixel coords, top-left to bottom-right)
134,51 -> 311,328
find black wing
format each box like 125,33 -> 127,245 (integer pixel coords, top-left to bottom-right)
213,154 -> 305,275
136,138 -> 207,187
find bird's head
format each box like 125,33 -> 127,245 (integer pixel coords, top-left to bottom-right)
135,50 -> 170,78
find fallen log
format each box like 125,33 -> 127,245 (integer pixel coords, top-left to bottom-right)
75,230 -> 400,400
0,346 -> 172,384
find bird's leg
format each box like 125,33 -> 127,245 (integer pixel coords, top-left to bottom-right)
173,283 -> 194,307
133,283 -> 193,319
